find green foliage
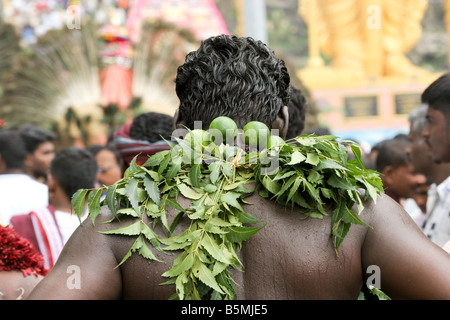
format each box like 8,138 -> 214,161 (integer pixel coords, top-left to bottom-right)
72,132 -> 383,300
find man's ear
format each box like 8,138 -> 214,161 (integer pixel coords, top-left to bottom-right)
173,109 -> 183,130
172,108 -> 188,139
271,106 -> 289,140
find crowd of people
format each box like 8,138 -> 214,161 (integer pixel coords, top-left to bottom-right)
0,35 -> 449,300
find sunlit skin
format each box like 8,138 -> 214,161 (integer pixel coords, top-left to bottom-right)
423,106 -> 450,164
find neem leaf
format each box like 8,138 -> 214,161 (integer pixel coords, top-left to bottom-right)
87,188 -> 103,224
200,233 -> 232,264
287,150 -> 306,165
189,163 -> 202,188
71,188 -> 88,221
306,153 -> 320,166
105,180 -> 119,216
178,183 -> 203,200
162,252 -> 195,278
208,161 -> 221,184
143,150 -> 170,167
125,178 -> 140,214
221,192 -> 244,212
192,259 -> 224,294
226,225 -> 264,245
144,174 -> 160,206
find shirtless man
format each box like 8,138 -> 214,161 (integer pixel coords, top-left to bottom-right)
28,35 -> 450,300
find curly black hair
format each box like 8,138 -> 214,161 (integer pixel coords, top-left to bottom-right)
130,112 -> 173,142
175,35 -> 290,130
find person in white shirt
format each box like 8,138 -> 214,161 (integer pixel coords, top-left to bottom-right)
11,146 -> 98,270
0,130 -> 48,225
421,73 -> 450,247
407,105 -> 450,233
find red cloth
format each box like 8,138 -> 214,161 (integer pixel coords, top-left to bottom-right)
113,124 -> 171,166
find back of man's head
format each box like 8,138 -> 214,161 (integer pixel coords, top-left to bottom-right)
130,112 -> 173,142
375,137 -> 411,173
50,147 -> 97,199
175,35 -> 291,130
421,72 -> 450,121
18,125 -> 56,154
0,130 -> 27,171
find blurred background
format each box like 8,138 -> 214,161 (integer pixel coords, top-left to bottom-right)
0,0 -> 448,151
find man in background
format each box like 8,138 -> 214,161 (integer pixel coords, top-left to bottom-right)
0,130 -> 48,225
11,147 -> 97,270
19,125 -> 56,184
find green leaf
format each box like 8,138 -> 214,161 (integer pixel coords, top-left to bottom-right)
204,184 -> 218,193
105,180 -> 120,216
287,150 -> 306,165
192,259 -> 224,294
162,252 -> 195,278
143,175 -> 160,206
262,175 -> 281,195
100,221 -> 142,236
200,233 -> 232,264
125,178 -> 140,214
226,225 -> 264,245
350,145 -> 365,169
166,160 -> 182,181
189,164 -> 202,188
327,174 -> 355,190
116,207 -> 140,218
306,153 -> 320,166
208,161 -> 221,185
221,192 -> 244,212
87,188 -> 103,224
128,155 -> 142,175
221,162 -> 233,179
143,150 -> 169,167
71,188 -> 88,219
178,183 -> 203,200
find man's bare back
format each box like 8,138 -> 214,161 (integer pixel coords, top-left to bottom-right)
28,190 -> 450,300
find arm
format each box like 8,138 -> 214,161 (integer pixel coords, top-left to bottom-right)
361,194 -> 450,299
27,208 -> 122,300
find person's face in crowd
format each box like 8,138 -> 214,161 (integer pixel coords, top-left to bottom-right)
25,141 -> 55,179
423,106 -> 450,163
95,149 -> 122,187
407,124 -> 432,177
384,162 -> 427,199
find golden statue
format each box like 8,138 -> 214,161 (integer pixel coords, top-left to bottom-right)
299,0 -> 429,79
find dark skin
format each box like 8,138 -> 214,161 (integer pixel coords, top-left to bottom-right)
28,109 -> 450,300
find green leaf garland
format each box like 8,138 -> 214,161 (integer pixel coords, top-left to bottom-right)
72,134 -> 383,300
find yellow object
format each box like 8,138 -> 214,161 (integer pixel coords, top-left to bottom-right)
298,0 -> 430,87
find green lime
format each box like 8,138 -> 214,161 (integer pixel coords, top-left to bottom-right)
209,116 -> 238,145
268,135 -> 285,149
243,121 -> 271,149
184,129 -> 210,147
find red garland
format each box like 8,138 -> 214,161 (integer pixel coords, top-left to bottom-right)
0,225 -> 48,277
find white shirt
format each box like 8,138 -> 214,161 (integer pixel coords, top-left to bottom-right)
54,210 -> 87,244
0,174 -> 48,225
423,176 -> 450,247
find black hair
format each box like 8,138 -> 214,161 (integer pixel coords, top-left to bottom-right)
176,35 -> 291,130
50,147 -> 97,199
421,72 -> 450,120
130,112 -> 173,142
0,130 -> 27,170
18,125 -> 56,154
286,85 -> 307,139
375,137 -> 411,172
